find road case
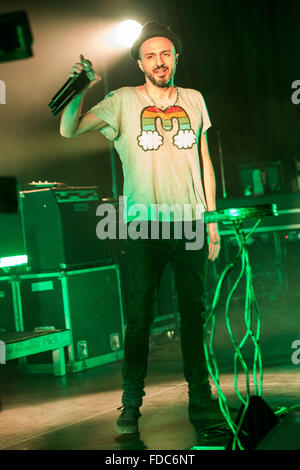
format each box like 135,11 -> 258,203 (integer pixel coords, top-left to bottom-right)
17,264 -> 125,373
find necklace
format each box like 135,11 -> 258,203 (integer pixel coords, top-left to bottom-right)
143,84 -> 178,111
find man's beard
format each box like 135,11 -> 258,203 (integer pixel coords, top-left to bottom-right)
145,66 -> 175,88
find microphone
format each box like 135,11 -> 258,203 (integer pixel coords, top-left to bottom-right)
48,58 -> 95,116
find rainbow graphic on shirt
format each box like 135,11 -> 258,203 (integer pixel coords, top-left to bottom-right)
137,106 -> 197,151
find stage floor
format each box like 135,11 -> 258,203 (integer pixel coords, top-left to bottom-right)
0,293 -> 299,450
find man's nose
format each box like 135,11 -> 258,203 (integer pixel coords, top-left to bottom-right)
155,55 -> 165,67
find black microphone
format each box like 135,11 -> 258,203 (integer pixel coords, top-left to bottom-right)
48,59 -> 94,116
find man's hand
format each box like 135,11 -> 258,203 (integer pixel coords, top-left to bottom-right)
70,54 -> 102,90
207,222 -> 221,262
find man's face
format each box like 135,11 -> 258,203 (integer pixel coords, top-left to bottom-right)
137,36 -> 178,88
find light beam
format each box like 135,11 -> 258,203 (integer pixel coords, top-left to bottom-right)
113,20 -> 142,48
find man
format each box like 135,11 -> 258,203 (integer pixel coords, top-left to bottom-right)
60,21 -> 221,434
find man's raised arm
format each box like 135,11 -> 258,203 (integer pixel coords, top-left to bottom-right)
60,55 -> 106,138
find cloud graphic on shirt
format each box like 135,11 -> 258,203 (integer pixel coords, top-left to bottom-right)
173,130 -> 197,149
137,130 -> 163,151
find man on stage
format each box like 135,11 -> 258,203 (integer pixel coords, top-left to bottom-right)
60,21 -> 221,434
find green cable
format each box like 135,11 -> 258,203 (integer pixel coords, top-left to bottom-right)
204,218 -> 264,450
204,240 -> 244,447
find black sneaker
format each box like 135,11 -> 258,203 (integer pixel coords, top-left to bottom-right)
115,405 -> 141,434
188,382 -> 223,421
188,396 -> 223,421
188,389 -> 239,422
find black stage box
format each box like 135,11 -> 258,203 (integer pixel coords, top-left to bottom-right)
21,186 -> 112,272
18,264 -> 125,372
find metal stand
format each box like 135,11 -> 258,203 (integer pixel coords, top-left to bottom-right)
203,205 -> 277,449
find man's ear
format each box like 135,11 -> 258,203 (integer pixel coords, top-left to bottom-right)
175,53 -> 179,63
137,59 -> 144,72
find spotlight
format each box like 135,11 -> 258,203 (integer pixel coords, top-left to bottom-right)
114,20 -> 142,48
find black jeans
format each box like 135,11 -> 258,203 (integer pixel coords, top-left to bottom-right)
121,220 -> 209,408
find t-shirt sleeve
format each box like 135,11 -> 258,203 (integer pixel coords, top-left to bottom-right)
198,92 -> 211,134
88,89 -> 123,141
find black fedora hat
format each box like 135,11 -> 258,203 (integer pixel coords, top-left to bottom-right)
130,21 -> 182,61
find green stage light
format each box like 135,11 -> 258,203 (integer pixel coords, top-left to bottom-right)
0,254 -> 28,268
228,208 -> 240,218
190,446 -> 225,450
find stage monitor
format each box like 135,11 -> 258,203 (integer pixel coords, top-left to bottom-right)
0,10 -> 33,62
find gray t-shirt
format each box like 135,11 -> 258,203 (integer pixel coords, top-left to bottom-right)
89,86 -> 211,222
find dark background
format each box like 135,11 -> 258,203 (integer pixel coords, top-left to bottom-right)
0,0 -> 300,200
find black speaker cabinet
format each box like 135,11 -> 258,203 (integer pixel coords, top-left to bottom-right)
21,187 -> 112,272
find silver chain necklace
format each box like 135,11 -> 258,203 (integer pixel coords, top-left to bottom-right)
143,84 -> 179,111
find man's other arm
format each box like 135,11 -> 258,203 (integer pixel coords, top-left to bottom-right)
200,132 -> 221,261
200,132 -> 216,212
